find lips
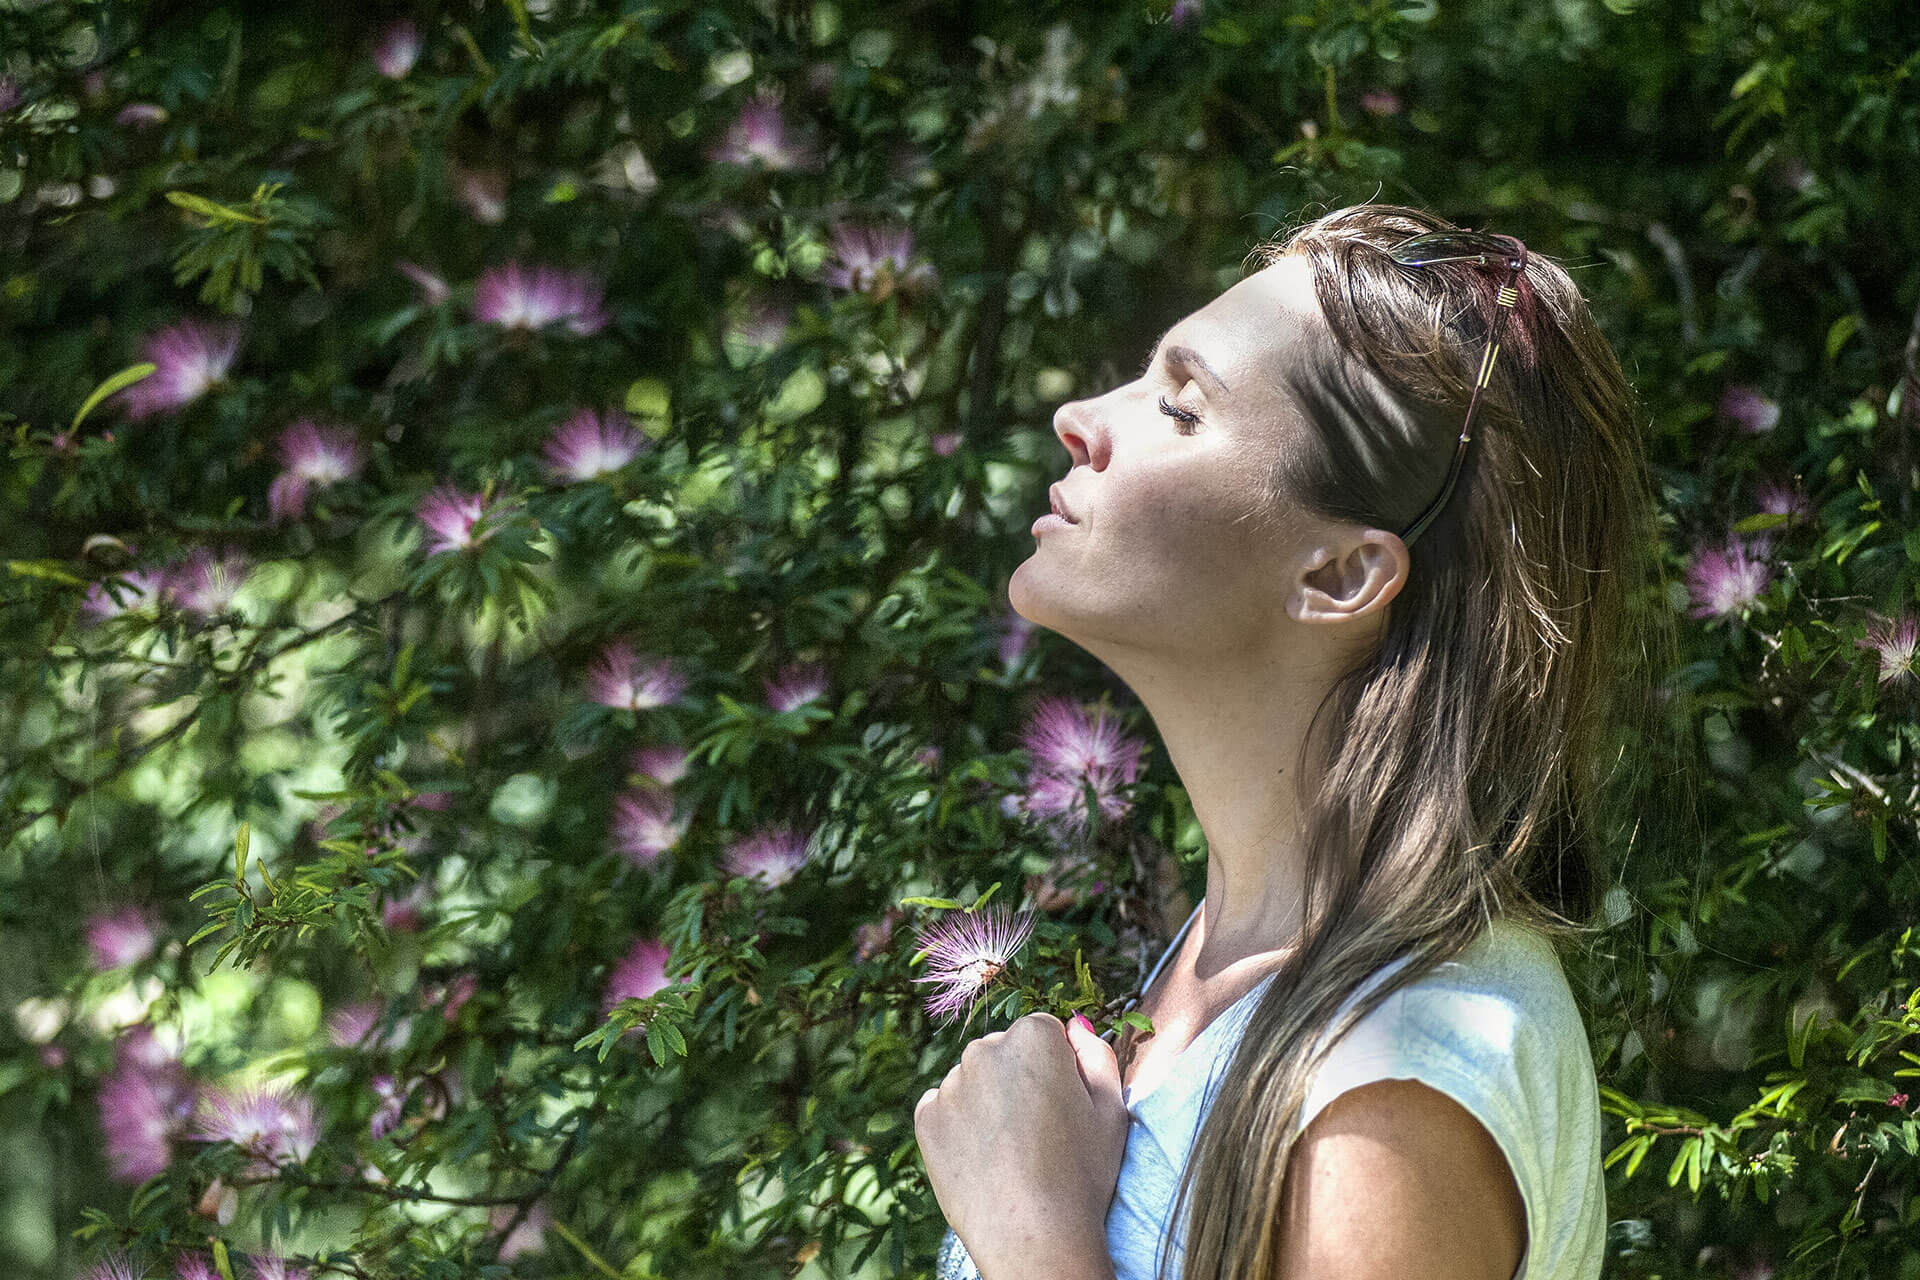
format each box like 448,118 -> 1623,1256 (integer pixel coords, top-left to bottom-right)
1048,484 -> 1077,524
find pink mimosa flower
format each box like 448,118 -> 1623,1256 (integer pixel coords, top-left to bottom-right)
1856,611 -> 1919,688
327,999 -> 406,1052
821,221 -> 935,298
720,825 -> 813,889
763,660 -> 828,712
115,102 -> 168,128
244,1253 -> 310,1280
710,94 -> 822,172
998,610 -> 1035,672
1684,535 -> 1775,620
585,643 -> 690,710
630,743 -> 691,786
910,902 -> 1037,1027
176,1251 -> 223,1280
489,1200 -> 553,1261
930,431 -> 961,456
79,1250 -> 145,1280
395,259 -> 451,305
854,905 -> 906,961
373,19 -> 422,78
1752,476 -> 1810,519
1169,0 -> 1205,27
166,547 -> 253,617
426,971 -> 478,1021
1719,384 -> 1780,434
726,297 -> 791,358
473,261 -> 610,335
1015,695 -> 1146,825
268,420 -> 365,520
1360,89 -> 1403,116
81,567 -> 168,619
454,166 -> 507,224
191,1080 -> 319,1174
543,408 -> 648,482
368,1074 -> 407,1140
98,1060 -> 195,1182
601,936 -> 679,1026
611,789 -> 688,868
85,904 -> 161,970
380,882 -> 430,932
117,319 -> 243,420
414,483 -> 501,555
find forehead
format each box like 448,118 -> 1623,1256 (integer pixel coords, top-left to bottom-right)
1169,253 -> 1320,407
1183,252 -> 1317,345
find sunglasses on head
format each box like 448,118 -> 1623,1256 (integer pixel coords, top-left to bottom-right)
1383,229 -> 1529,548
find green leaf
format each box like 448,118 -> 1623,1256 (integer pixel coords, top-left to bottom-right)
235,823 -> 250,882
1826,314 -> 1859,362
898,896 -> 960,910
967,882 -> 1002,912
166,190 -> 268,224
213,1239 -> 235,1280
7,559 -> 86,586
71,363 -> 157,431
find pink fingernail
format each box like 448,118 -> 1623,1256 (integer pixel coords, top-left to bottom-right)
1072,1012 -> 1095,1035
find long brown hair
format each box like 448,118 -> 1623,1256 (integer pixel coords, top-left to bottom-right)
1149,202 -> 1682,1280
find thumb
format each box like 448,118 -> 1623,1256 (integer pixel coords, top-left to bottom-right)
1065,1013 -> 1123,1112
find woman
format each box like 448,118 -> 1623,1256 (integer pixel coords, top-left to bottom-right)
917,203 -> 1669,1280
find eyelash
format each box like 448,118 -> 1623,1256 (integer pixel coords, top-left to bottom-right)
1158,395 -> 1201,435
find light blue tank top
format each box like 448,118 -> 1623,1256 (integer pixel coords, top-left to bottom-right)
935,900 -> 1606,1280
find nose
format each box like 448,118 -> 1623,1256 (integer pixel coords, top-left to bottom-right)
1052,397 -> 1108,471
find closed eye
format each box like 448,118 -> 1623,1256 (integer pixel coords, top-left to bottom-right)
1158,395 -> 1201,435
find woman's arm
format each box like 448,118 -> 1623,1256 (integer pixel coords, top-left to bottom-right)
1274,1078 -> 1528,1280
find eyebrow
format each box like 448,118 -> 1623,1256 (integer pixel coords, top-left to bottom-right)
1140,327 -> 1231,395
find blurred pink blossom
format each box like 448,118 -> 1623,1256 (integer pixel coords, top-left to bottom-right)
586,643 -> 690,710
395,259 -> 451,305
268,420 -> 365,521
81,567 -> 168,619
489,1199 -> 553,1261
1360,89 -> 1403,116
763,660 -> 828,712
84,904 -> 161,970
821,221 -> 936,299
191,1080 -> 320,1175
543,408 -> 648,482
1752,475 -> 1810,519
473,261 -> 609,336
454,166 -> 507,224
601,936 -> 681,1027
611,789 -> 688,868
116,318 -> 243,420
167,547 -> 253,617
78,1251 -> 145,1280
373,19 -> 422,78
710,94 -> 822,172
1719,384 -> 1780,434
720,825 -> 813,889
115,102 -> 168,128
630,743 -> 692,787
415,483 -> 504,555
1684,535 -> 1775,620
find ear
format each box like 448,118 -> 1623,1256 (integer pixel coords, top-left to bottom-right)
1293,530 -> 1407,623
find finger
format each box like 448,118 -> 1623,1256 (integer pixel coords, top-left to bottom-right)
1065,1011 -> 1124,1114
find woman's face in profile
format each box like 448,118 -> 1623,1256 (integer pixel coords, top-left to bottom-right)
1009,253 -> 1331,662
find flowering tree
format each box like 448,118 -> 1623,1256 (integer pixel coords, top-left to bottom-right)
2,1 -> 1918,1278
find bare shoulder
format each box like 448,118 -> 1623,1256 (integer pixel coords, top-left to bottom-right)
1273,1077 -> 1527,1280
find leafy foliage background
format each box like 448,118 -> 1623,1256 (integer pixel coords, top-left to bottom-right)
4,0 -> 1920,1277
